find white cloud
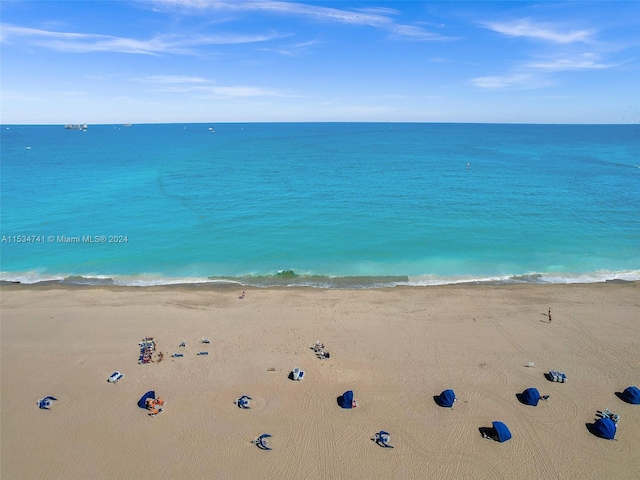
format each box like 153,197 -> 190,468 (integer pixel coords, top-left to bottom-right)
258,39 -> 321,56
388,24 -> 452,41
482,18 -> 594,43
470,73 -> 551,89
0,23 -> 284,55
525,53 -> 619,71
473,18 -> 621,90
150,0 -> 452,40
130,74 -> 286,98
134,75 -> 208,84
155,0 -> 393,26
209,85 -> 280,97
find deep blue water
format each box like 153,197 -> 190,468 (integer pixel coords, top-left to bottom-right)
1,123 -> 639,287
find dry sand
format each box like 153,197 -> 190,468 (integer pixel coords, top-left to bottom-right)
1,282 -> 639,479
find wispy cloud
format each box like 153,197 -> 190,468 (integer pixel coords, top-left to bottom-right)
258,39 -> 321,56
150,0 -> 452,40
155,0 -> 393,26
130,74 -> 286,98
0,23 -> 284,55
470,53 -> 621,90
134,75 -> 209,84
473,17 -> 622,90
389,24 -> 451,41
482,18 -> 594,43
470,73 -> 551,90
208,85 -> 281,97
525,53 -> 620,71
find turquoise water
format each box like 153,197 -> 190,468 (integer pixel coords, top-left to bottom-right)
1,123 -> 639,287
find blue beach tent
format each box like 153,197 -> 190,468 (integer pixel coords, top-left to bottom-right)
338,390 -> 354,409
138,391 -> 155,409
38,396 -> 58,410
592,417 -> 616,440
492,421 -> 512,443
437,389 -> 456,408
253,434 -> 272,450
621,386 -> 640,405
521,387 -> 541,406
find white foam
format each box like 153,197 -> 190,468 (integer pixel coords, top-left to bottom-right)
2,269 -> 639,288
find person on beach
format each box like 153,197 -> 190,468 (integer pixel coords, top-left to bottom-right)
240,291 -> 245,299
548,308 -> 552,322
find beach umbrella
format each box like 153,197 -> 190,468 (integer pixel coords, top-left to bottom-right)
592,417 -> 616,440
437,389 -> 456,408
138,391 -> 155,409
621,386 -> 640,405
492,421 -> 512,443
338,390 -> 354,409
521,387 -> 541,406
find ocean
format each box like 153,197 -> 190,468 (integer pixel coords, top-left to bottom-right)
1,123 -> 639,288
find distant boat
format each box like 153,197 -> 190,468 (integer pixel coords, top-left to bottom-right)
123,122 -> 132,127
208,127 -> 215,132
65,123 -> 87,130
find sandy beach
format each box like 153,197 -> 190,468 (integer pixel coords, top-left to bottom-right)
1,282 -> 639,479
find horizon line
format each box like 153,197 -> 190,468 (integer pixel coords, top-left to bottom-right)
2,121 -> 639,126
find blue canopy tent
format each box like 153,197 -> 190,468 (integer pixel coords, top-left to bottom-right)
621,386 -> 640,405
252,434 -> 272,450
373,431 -> 393,448
437,389 -> 456,408
236,395 -> 252,409
338,390 -> 354,409
493,421 -> 512,443
38,396 -> 58,410
138,391 -> 155,409
592,417 -> 616,440
521,387 -> 541,406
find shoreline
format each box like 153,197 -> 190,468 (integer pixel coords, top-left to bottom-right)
1,278 -> 638,294
1,271 -> 638,289
2,282 -> 638,479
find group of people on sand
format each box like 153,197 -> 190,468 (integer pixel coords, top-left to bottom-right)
139,337 -> 157,364
145,396 -> 165,416
313,341 -> 330,359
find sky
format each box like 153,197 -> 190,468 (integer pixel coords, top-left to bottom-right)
1,0 -> 639,124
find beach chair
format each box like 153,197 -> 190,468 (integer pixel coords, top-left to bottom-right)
602,409 -> 620,423
291,367 -> 305,381
252,434 -> 272,450
235,395 -> 252,409
373,431 -> 393,448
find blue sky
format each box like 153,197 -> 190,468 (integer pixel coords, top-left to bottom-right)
1,0 -> 639,124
